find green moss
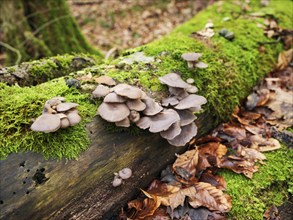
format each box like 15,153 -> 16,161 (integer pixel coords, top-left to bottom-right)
0,79 -> 96,159
219,146 -> 293,219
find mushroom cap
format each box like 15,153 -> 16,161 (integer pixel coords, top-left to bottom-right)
129,110 -> 140,122
95,75 -> 116,86
60,118 -> 70,129
176,109 -> 197,126
67,111 -> 81,126
118,168 -> 132,179
31,114 -> 61,133
160,121 -> 182,140
181,52 -> 202,61
142,98 -> 163,116
92,85 -> 110,98
195,61 -> 208,69
186,85 -> 198,94
167,122 -> 197,147
126,99 -> 146,111
104,92 -> 126,103
56,113 -> 67,119
115,117 -> 130,127
168,87 -> 189,100
136,109 -> 180,133
175,94 -> 207,110
46,98 -> 62,107
161,97 -> 179,107
186,78 -> 195,84
113,84 -> 142,99
98,102 -> 130,122
159,73 -> 190,89
56,102 -> 79,112
112,176 -> 122,187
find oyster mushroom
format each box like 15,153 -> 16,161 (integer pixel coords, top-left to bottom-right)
181,52 -> 202,68
160,121 -> 182,140
118,168 -> 132,179
31,114 -> 61,133
92,85 -> 110,98
67,111 -> 82,126
56,102 -> 79,112
159,73 -> 190,89
129,110 -> 140,123
113,84 -> 142,99
176,109 -> 197,126
126,99 -> 146,111
161,97 -> 179,107
142,98 -> 163,116
112,176 -> 122,187
175,94 -> 207,110
98,102 -> 130,122
115,117 -> 130,127
95,75 -> 116,86
137,109 -> 180,133
104,92 -> 126,103
167,122 -> 197,147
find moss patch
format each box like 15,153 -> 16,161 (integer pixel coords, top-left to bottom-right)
219,145 -> 293,219
0,79 -> 96,159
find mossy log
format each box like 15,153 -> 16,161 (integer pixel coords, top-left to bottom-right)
0,1 -> 291,219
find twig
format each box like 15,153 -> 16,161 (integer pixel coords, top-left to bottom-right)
0,41 -> 22,65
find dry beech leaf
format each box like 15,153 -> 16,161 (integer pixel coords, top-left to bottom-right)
277,49 -> 293,70
221,123 -> 246,140
199,170 -> 227,190
219,157 -> 258,179
239,146 -> 266,162
249,135 -> 281,151
128,197 -> 161,219
199,142 -> 228,159
173,148 -> 199,178
189,182 -> 232,213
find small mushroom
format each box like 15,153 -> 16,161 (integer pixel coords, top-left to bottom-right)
92,85 -> 110,98
161,97 -> 179,107
113,84 -> 142,99
118,168 -> 132,179
67,111 -> 81,126
181,53 -> 202,68
160,121 -> 182,140
129,110 -> 140,123
175,94 -> 207,110
115,117 -> 130,127
186,78 -> 194,84
98,102 -> 130,122
168,87 -> 189,100
142,98 -> 163,116
195,61 -> 208,69
126,99 -> 146,111
56,102 -> 79,112
31,114 -> 61,133
104,92 -> 126,103
112,176 -> 122,187
186,85 -> 198,94
159,73 -> 190,89
167,122 -> 197,147
60,118 -> 70,128
95,75 -> 116,86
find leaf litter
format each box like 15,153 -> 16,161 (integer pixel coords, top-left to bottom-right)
119,48 -> 293,219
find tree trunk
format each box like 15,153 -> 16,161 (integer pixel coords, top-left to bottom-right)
0,1 -> 291,219
0,0 -> 101,66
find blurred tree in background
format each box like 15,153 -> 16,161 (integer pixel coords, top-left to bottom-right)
0,0 -> 100,66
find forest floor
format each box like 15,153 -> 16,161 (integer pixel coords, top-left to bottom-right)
68,0 -> 211,54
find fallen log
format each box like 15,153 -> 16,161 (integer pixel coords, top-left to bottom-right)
0,1 -> 291,219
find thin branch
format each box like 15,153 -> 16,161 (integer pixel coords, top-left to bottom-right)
0,41 -> 22,65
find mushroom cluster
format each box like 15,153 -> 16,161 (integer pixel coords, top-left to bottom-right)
30,97 -> 81,133
94,72 -> 207,147
181,52 -> 208,69
112,167 -> 132,187
137,73 -> 207,146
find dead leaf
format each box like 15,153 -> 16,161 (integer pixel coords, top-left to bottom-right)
238,146 -> 266,162
189,182 -> 232,212
276,49 -> 293,70
221,123 -> 246,140
263,205 -> 280,220
173,148 -> 199,178
127,197 -> 161,219
218,157 -> 258,179
199,170 -> 227,190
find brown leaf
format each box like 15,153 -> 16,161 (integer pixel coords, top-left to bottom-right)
189,182 -> 232,213
127,197 -> 161,219
238,146 -> 266,162
199,142 -> 227,159
249,134 -> 281,152
218,157 -> 258,179
276,49 -> 293,70
263,205 -> 280,220
221,123 -> 246,140
173,149 -> 199,178
199,170 -> 227,190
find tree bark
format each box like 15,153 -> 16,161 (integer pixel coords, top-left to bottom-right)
0,1 -> 291,219
0,0 -> 101,66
